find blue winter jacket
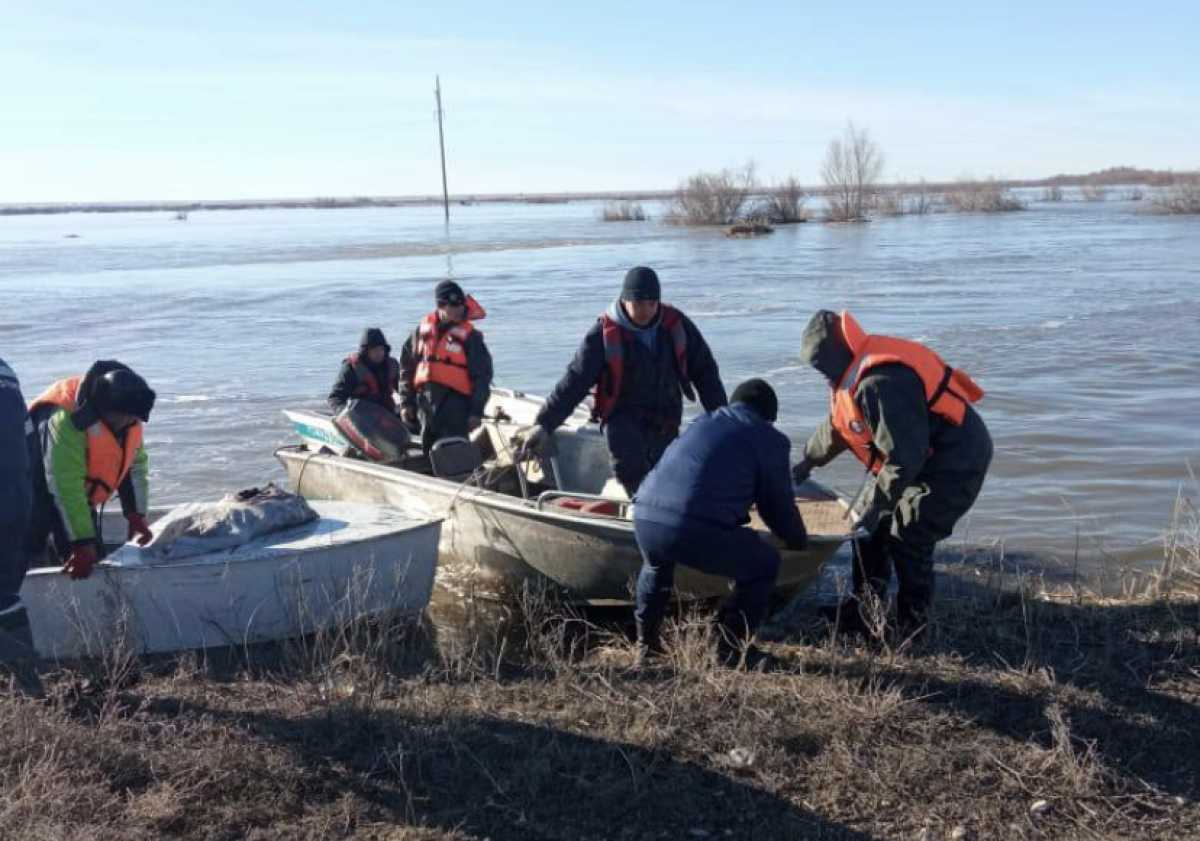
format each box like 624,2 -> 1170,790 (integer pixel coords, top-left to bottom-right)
633,403 -> 807,547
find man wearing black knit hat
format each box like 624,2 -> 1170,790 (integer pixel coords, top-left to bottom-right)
631,378 -> 808,666
399,280 -> 494,452
524,266 -> 726,496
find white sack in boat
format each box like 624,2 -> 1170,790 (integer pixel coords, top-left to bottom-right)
121,484 -> 319,564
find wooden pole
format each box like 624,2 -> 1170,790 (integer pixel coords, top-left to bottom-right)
435,75 -> 450,223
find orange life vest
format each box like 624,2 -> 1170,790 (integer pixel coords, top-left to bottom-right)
412,297 -> 485,397
829,311 -> 984,474
346,352 -> 400,409
591,304 -> 694,422
28,376 -> 144,506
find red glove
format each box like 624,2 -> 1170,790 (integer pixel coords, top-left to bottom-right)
126,513 -> 154,546
62,543 -> 99,580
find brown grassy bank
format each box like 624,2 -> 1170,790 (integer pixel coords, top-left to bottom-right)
3,512 -> 1199,840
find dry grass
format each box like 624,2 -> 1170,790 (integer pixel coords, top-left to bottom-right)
946,180 -> 1025,213
599,201 -> 647,222
2,502 -> 1198,840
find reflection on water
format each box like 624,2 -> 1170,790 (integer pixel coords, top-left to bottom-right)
3,196 -> 1198,577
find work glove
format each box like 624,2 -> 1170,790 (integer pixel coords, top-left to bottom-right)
126,513 -> 154,546
62,543 -> 99,580
466,415 -> 482,432
791,458 -> 814,485
517,424 -> 555,457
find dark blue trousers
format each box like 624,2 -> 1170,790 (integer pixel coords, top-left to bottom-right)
604,411 -> 676,498
633,517 -> 781,637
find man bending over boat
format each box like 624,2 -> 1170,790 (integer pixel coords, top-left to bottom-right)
523,266 -> 727,496
328,327 -> 401,414
24,360 -> 157,581
793,310 -> 992,636
399,280 -> 494,452
632,379 -> 807,667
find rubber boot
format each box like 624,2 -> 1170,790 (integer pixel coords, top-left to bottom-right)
818,598 -> 872,637
0,603 -> 44,698
714,613 -> 770,671
895,598 -> 930,643
634,617 -> 666,666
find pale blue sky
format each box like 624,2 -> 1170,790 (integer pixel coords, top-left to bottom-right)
3,1 -> 1197,202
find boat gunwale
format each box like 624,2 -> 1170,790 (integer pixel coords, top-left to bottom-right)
23,503 -> 443,578
275,443 -> 856,545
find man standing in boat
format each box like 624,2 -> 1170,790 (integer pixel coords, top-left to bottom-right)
399,280 -> 494,452
793,310 -> 993,635
0,358 -> 35,673
24,360 -> 157,581
523,266 -> 727,496
632,379 -> 807,666
328,327 -> 401,414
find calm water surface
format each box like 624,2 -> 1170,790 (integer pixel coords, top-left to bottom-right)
3,195 -> 1197,574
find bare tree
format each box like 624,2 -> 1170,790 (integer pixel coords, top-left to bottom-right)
669,164 -> 757,225
821,122 -> 884,222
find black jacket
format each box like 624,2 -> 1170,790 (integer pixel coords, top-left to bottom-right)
0,358 -> 30,603
327,354 -> 400,413
536,305 -> 726,432
398,320 -> 494,418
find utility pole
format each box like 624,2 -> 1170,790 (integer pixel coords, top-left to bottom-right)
435,75 -> 450,223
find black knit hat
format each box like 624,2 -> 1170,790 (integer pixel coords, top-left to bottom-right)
83,361 -> 156,423
359,327 -> 390,353
621,266 -> 661,301
730,378 -> 778,423
435,280 -> 465,305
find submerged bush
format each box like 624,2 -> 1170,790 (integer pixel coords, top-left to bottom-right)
748,176 -> 808,223
876,181 -> 935,216
669,165 -> 756,226
1151,180 -> 1200,215
600,201 -> 646,222
945,180 -> 1024,213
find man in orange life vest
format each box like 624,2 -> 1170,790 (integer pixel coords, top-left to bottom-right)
398,280 -> 494,452
524,267 -> 727,497
793,311 -> 993,632
328,327 -> 400,413
23,361 -> 157,582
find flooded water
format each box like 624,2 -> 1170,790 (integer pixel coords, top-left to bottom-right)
3,193 -> 1197,574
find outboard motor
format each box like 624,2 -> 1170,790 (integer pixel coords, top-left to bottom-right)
333,400 -> 411,463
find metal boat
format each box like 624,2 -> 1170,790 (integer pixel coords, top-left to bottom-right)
21,500 -> 442,660
278,388 -> 861,605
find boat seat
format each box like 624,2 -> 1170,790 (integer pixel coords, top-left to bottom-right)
548,497 -> 622,517
429,437 -> 483,480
